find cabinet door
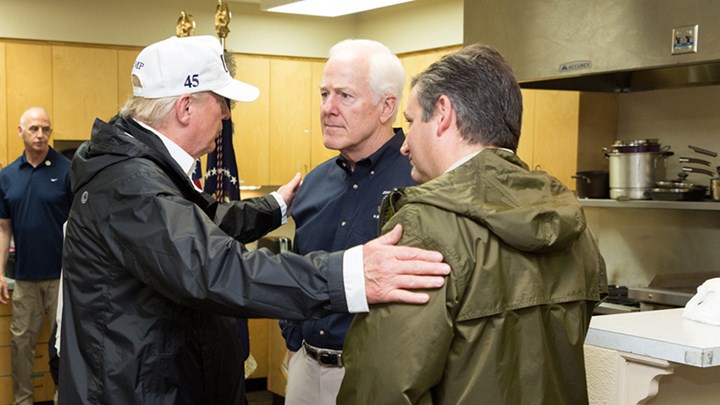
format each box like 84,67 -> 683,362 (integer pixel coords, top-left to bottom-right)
532,90 -> 581,189
117,49 -> 141,108
233,55 -> 271,186
0,42 -> 7,167
52,45 -> 118,140
516,89 -> 537,168
5,42 -> 53,161
247,318 -> 269,379
269,59 -> 312,185
310,60 -> 337,168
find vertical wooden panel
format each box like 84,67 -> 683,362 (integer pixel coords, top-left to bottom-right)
516,89 -> 536,168
0,42 -> 7,167
52,45 -> 117,140
309,60 -> 337,168
266,319 -> 289,397
233,54 -> 271,187
533,90 -> 580,189
117,48 -> 141,109
247,318 -> 269,379
269,59 -> 311,184
6,42 -> 53,161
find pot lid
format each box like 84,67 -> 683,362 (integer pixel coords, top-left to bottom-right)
612,139 -> 659,147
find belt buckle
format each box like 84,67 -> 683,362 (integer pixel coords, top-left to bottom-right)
318,351 -> 342,367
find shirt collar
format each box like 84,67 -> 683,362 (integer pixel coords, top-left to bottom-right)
445,147 -> 514,173
133,119 -> 197,180
335,128 -> 406,174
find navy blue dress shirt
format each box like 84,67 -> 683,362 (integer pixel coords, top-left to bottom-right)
0,147 -> 72,280
282,129 -> 416,351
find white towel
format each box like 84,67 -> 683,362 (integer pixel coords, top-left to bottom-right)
683,277 -> 720,326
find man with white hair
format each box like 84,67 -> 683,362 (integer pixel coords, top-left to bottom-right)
281,39 -> 415,405
58,35 -> 449,404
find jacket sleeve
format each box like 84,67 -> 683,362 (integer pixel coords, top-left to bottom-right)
337,216 -> 454,405
106,176 -> 349,320
213,194 -> 281,244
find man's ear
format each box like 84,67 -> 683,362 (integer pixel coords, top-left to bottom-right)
379,95 -> 397,124
175,95 -> 193,126
435,95 -> 454,136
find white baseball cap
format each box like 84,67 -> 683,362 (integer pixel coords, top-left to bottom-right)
131,36 -> 260,102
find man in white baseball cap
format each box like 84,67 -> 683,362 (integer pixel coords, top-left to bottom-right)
57,35 -> 450,404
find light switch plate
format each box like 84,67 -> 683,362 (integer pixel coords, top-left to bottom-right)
672,25 -> 698,55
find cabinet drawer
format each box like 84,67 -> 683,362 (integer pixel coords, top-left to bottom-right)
0,375 -> 11,405
0,301 -> 10,317
0,317 -> 51,346
0,343 -> 51,376
0,371 -> 55,405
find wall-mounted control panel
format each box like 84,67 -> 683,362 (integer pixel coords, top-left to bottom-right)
672,25 -> 698,55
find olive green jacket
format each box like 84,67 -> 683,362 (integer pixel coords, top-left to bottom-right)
337,149 -> 607,405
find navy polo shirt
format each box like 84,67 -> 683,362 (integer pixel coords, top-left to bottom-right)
286,129 -> 416,350
0,148 -> 72,280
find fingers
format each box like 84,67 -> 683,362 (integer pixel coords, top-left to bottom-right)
375,224 -> 403,245
287,172 -> 302,190
380,290 -> 431,305
385,246 -> 445,264
366,274 -> 446,304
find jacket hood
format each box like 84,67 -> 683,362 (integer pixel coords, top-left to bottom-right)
401,149 -> 586,253
72,116 -> 178,194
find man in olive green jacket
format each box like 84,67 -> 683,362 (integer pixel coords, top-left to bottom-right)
337,44 -> 607,405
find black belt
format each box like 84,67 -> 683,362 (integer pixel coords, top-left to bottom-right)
303,341 -> 343,367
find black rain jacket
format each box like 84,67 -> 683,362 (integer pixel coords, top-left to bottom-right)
59,116 -> 348,404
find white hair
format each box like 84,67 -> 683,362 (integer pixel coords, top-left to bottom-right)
328,39 -> 405,117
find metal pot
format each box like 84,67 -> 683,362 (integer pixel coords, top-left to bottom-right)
571,171 -> 609,199
605,147 -> 674,200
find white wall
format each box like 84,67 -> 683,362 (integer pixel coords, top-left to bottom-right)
0,0 -> 463,57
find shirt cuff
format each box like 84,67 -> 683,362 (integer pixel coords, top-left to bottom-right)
269,191 -> 288,225
343,245 -> 368,313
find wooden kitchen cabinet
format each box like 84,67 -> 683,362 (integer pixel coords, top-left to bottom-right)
0,42 -> 7,168
310,60 -> 338,168
233,55 -> 272,186
232,56 -> 333,186
517,90 -> 618,190
52,45 -> 118,141
269,59 -> 313,185
5,42 -> 53,164
0,294 -> 55,404
117,48 -> 141,108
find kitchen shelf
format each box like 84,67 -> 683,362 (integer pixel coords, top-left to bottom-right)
579,198 -> 720,211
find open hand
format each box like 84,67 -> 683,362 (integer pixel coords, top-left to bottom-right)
276,172 -> 302,214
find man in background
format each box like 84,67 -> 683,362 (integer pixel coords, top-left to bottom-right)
281,39 -> 415,405
0,107 -> 73,405
58,35 -> 449,404
338,44 -> 608,404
